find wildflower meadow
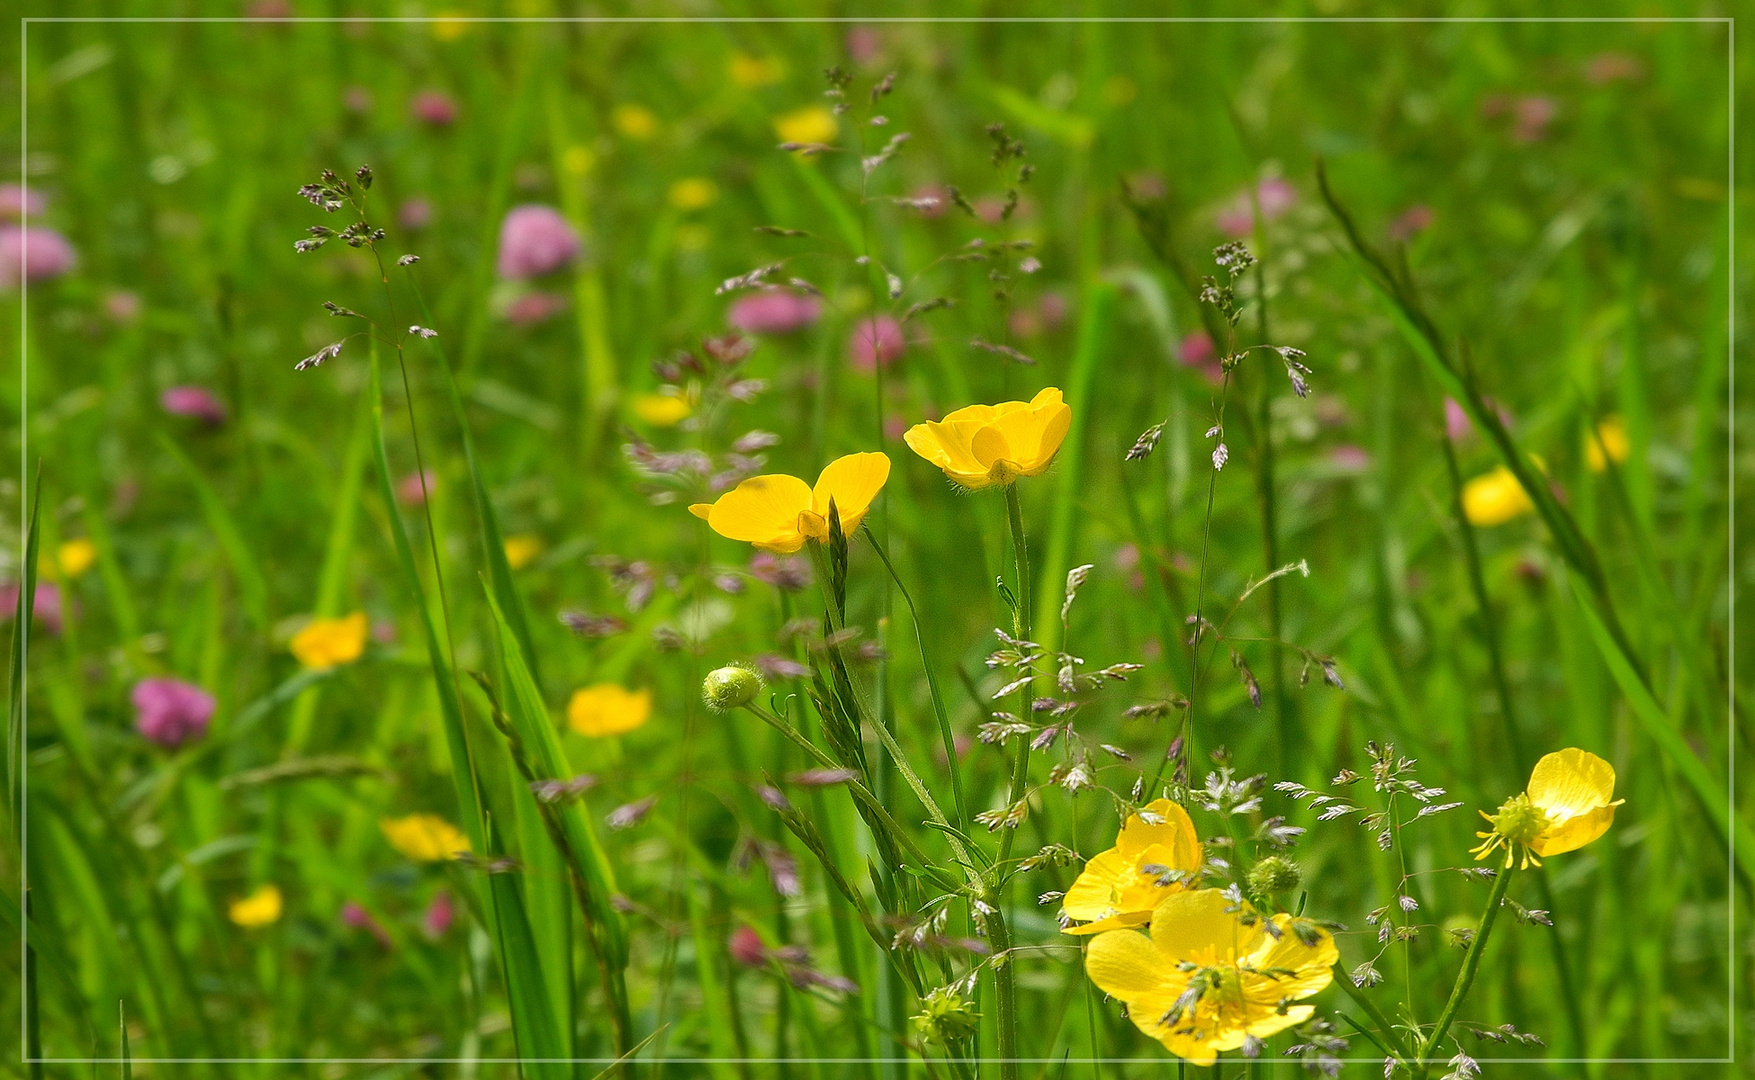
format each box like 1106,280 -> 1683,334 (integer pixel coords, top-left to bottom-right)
2,8 -> 1746,1079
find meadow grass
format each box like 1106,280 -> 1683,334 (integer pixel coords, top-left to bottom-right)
0,6 -> 1743,1078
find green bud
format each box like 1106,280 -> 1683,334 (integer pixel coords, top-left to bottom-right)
1486,792 -> 1549,845
1246,855 -> 1303,898
702,665 -> 763,712
910,986 -> 981,1046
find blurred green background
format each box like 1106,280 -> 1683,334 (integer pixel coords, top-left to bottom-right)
0,4 -> 1745,1076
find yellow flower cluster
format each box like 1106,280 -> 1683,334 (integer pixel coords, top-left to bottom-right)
290,612 -> 368,670
568,683 -> 652,737
229,884 -> 282,928
1471,748 -> 1620,869
689,389 -> 1073,551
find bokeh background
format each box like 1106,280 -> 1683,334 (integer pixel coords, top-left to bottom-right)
1,4 -> 1746,1076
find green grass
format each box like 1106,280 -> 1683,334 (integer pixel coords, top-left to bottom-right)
1,5 -> 1744,1078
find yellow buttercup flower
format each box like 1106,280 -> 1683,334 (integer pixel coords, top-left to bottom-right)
50,538 -> 97,578
774,106 -> 837,146
503,535 -> 544,570
1062,798 -> 1202,935
567,684 -> 653,737
633,392 -> 693,426
290,612 -> 368,670
730,52 -> 784,87
1471,747 -> 1621,870
380,813 -> 472,863
1086,889 -> 1337,1066
1585,416 -> 1630,472
613,104 -> 658,141
1461,465 -> 1534,526
668,177 -> 717,211
229,885 -> 283,928
688,452 -> 890,554
904,388 -> 1073,490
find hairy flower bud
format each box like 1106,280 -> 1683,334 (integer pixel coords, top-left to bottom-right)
702,665 -> 763,712
910,986 -> 981,1046
1247,855 -> 1303,899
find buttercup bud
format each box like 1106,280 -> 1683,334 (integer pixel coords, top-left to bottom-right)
1246,855 -> 1303,899
702,665 -> 763,712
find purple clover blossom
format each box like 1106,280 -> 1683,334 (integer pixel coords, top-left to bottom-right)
132,677 -> 215,749
496,205 -> 581,280
728,290 -> 821,335
160,386 -> 227,427
0,225 -> 76,288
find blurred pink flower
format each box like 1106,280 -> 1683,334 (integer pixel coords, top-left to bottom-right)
1039,292 -> 1068,328
342,86 -> 373,114
749,552 -> 809,591
1177,330 -> 1223,385
848,316 -> 904,372
1444,397 -> 1472,442
1,582 -> 62,635
1585,52 -> 1644,85
161,386 -> 227,427
1389,204 -> 1434,242
103,290 -> 141,323
728,291 -> 821,335
341,901 -> 392,947
396,468 -> 437,506
132,677 -> 214,749
496,205 -> 580,280
371,618 -> 397,645
1217,177 -> 1297,238
398,197 -> 432,231
1329,444 -> 1371,472
0,184 -> 45,221
503,291 -> 567,325
246,0 -> 292,18
0,225 -> 76,287
1512,96 -> 1556,143
410,89 -> 459,127
883,413 -> 907,441
1009,306 -> 1042,339
423,891 -> 455,939
847,25 -> 883,66
730,924 -> 768,968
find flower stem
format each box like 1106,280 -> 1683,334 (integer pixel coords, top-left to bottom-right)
993,483 -> 1034,1080
1417,866 -> 1514,1076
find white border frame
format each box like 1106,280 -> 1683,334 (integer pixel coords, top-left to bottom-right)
16,13 -> 1736,1070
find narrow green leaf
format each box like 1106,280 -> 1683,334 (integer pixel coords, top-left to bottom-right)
156,433 -> 269,631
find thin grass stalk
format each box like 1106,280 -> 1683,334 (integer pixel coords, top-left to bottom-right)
1416,867 -> 1514,1077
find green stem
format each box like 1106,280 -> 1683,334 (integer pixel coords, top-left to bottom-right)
1334,974 -> 1413,1064
994,483 -> 1032,1080
863,526 -> 970,831
1418,867 -> 1514,1075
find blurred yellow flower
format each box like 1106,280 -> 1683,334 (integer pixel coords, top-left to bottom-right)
562,145 -> 596,177
1461,466 -> 1534,527
432,14 -> 469,41
50,538 -> 97,578
668,177 -> 717,211
229,885 -> 283,928
290,612 -> 368,670
1585,415 -> 1630,472
614,104 -> 658,141
568,684 -> 652,737
503,535 -> 544,570
688,452 -> 890,554
730,52 -> 784,87
1471,747 -> 1621,869
381,813 -> 472,862
774,106 -> 837,146
904,387 -> 1073,490
632,392 -> 692,426
1085,889 -> 1337,1066
1062,798 -> 1202,935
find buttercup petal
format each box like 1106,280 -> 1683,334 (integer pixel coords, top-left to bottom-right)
705,474 -> 813,549
1116,799 -> 1200,865
1532,803 -> 1616,857
687,504 -> 713,520
1149,889 -> 1252,966
1243,1003 -> 1315,1040
1085,928 -> 1170,1000
1018,400 -> 1072,475
969,423 -> 1014,472
811,452 -> 891,531
1062,848 -> 1138,923
1246,917 -> 1339,998
1527,747 -> 1616,821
